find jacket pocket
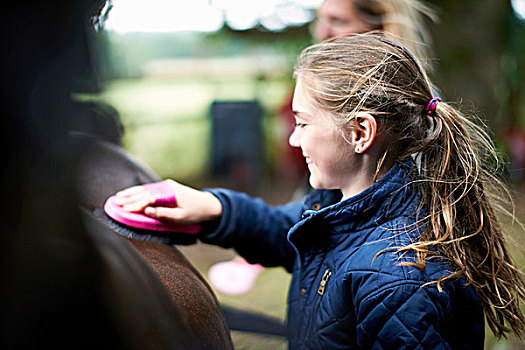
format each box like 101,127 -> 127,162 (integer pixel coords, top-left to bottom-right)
305,268 -> 332,339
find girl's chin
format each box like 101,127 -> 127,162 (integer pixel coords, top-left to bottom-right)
309,173 -> 341,191
308,174 -> 324,190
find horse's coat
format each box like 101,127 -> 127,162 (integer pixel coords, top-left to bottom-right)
76,134 -> 233,349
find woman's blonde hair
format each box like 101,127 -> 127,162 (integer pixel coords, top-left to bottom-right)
352,0 -> 438,64
294,33 -> 525,339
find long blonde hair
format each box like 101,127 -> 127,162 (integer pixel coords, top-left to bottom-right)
294,33 -> 525,339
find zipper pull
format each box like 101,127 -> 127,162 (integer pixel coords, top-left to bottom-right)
317,269 -> 332,295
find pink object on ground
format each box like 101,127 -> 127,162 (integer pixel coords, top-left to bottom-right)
208,257 -> 264,295
103,180 -> 201,233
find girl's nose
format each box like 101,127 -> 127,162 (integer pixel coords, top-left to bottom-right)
289,128 -> 300,148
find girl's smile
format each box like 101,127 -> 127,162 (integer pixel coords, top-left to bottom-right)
289,77 -> 383,198
289,78 -> 360,197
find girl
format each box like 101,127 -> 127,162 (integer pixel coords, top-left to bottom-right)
281,0 -> 438,190
265,0 -> 439,298
114,34 -> 525,348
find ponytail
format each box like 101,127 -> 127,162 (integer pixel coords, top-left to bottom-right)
295,33 -> 525,339
398,100 -> 525,339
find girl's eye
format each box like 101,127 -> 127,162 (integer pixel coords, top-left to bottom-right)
295,122 -> 307,128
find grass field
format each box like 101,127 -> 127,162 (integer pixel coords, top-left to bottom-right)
82,76 -> 294,349
83,77 -> 292,181
83,77 -> 525,349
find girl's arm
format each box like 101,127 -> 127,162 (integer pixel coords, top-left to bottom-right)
200,188 -> 302,272
114,180 -> 302,271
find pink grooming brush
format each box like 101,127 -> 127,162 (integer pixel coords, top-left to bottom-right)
104,180 -> 201,234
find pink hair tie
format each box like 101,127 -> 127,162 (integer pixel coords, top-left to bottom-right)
424,97 -> 441,115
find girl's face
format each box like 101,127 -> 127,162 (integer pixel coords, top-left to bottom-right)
289,78 -> 357,194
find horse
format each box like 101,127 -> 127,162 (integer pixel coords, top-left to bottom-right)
74,133 -> 234,349
1,0 -> 232,346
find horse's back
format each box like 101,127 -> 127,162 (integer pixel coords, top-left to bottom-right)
76,134 -> 233,349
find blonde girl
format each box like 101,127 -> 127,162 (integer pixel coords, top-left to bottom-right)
115,34 -> 525,348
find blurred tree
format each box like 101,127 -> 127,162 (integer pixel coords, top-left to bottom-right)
426,0 -> 525,186
502,3 -> 525,128
427,0 -> 515,132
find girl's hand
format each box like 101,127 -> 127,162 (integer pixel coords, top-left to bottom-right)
114,179 -> 222,224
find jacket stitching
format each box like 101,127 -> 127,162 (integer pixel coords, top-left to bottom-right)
360,281 -> 429,304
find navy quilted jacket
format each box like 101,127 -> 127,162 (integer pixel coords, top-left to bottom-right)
201,161 -> 485,349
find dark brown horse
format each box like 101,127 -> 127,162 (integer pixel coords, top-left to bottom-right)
1,0 -> 233,346
75,133 -> 233,349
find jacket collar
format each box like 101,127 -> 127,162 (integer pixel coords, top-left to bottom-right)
288,160 -> 420,250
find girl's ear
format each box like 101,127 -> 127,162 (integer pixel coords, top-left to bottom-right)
351,112 -> 377,154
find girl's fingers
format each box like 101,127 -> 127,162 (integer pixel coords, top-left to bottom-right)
144,206 -> 194,224
114,188 -> 156,212
115,185 -> 145,197
121,190 -> 154,204
122,197 -> 155,212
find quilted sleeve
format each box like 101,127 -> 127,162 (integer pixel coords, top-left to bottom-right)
198,188 -> 302,271
356,283 -> 452,349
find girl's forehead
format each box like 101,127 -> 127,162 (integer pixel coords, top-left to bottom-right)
292,79 -> 337,124
292,78 -> 314,111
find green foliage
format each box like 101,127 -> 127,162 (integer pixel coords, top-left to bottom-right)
104,27 -> 311,80
81,76 -> 291,181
